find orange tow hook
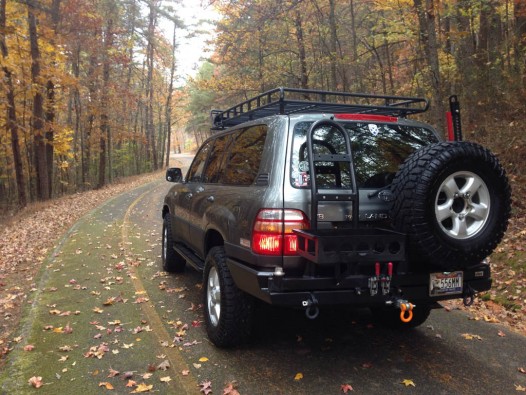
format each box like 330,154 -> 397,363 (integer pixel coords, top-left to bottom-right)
399,302 -> 414,323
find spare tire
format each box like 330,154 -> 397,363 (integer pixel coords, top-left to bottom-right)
390,141 -> 511,270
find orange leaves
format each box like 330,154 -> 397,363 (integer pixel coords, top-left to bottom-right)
98,382 -> 114,390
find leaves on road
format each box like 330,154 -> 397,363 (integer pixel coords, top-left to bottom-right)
401,379 -> 416,387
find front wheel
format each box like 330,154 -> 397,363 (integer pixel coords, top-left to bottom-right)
203,246 -> 254,347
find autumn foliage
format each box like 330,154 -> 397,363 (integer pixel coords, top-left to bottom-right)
0,0 -> 181,210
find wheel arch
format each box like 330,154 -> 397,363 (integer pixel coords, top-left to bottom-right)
204,228 -> 225,258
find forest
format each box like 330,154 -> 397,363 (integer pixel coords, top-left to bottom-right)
1,0 -> 525,212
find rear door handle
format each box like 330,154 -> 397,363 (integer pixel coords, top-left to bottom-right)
207,196 -> 215,203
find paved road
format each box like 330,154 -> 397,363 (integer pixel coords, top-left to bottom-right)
2,155 -> 525,394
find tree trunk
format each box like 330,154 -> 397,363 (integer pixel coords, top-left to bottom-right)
146,0 -> 158,170
98,17 -> 114,189
414,0 -> 445,131
294,10 -> 309,90
165,22 -> 177,168
514,0 -> 526,87
1,0 -> 26,207
328,0 -> 338,90
44,0 -> 61,197
27,0 -> 50,200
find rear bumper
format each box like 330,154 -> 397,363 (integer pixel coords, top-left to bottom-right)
226,258 -> 492,308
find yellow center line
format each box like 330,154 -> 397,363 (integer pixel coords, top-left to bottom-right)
122,183 -> 199,394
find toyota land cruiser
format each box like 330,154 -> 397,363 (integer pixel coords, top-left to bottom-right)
162,88 -> 511,347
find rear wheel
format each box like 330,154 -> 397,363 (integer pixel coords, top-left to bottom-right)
161,214 -> 186,272
203,246 -> 254,347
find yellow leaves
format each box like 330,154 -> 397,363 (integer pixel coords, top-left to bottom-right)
294,372 -> 303,381
461,333 -> 483,341
401,379 -> 416,387
130,383 -> 153,393
198,357 -> 209,362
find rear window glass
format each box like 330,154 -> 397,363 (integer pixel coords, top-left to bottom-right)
291,121 -> 439,189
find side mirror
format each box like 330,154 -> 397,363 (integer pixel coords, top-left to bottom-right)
166,168 -> 183,183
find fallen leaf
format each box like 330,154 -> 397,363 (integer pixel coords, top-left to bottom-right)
401,379 -> 416,387
519,367 -> 526,374
107,368 -> 119,377
198,357 -> 209,362
181,370 -> 190,376
28,376 -> 43,388
23,344 -> 35,351
126,380 -> 137,387
294,372 -> 304,381
461,333 -> 483,341
516,384 -> 526,392
498,330 -> 506,337
131,383 -> 153,393
341,383 -> 354,393
199,381 -> 212,395
160,376 -> 172,383
98,382 -> 114,390
223,381 -> 240,395
157,360 -> 170,371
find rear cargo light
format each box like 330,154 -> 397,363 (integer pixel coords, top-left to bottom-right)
334,114 -> 398,123
252,209 -> 309,256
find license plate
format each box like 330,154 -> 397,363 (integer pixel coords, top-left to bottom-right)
429,271 -> 463,296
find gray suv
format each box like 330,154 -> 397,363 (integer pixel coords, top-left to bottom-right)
162,88 -> 511,347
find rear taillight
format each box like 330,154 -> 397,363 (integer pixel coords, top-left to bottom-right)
252,209 -> 309,256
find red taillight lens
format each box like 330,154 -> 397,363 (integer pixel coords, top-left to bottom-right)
252,209 -> 309,256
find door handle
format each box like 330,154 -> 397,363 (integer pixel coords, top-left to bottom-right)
207,196 -> 215,203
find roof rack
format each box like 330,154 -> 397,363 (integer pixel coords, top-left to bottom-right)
211,87 -> 429,130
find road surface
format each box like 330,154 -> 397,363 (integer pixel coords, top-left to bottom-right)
2,154 -> 525,394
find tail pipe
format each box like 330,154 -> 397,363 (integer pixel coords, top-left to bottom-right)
302,294 -> 320,320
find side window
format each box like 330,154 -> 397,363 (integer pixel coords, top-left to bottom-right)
223,125 -> 268,186
202,135 -> 231,183
186,141 -> 211,182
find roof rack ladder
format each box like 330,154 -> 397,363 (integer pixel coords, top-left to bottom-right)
306,119 -> 359,230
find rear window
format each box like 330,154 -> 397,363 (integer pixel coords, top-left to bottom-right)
290,121 -> 439,189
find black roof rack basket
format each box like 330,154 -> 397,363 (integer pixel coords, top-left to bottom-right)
211,87 -> 429,130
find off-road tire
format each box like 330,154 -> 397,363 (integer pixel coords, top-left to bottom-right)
390,141 -> 511,269
372,303 -> 432,329
203,246 -> 254,347
161,214 -> 186,272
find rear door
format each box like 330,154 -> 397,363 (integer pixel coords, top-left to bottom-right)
171,140 -> 212,243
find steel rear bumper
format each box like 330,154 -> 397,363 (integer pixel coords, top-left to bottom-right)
226,258 -> 492,307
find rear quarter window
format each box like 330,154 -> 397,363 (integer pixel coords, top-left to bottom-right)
223,125 -> 268,185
